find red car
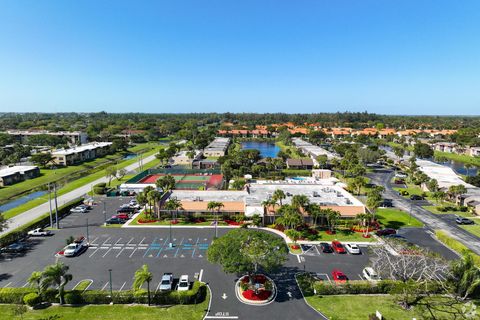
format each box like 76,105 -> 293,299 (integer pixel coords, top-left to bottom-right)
331,241 -> 346,254
332,269 -> 348,283
113,213 -> 129,220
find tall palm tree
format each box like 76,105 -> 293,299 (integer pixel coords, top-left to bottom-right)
207,201 -> 224,237
261,199 -> 277,224
164,197 -> 183,221
41,262 -> 73,305
291,194 -> 310,213
307,203 -> 321,228
133,264 -> 153,306
277,205 -> 303,229
325,209 -> 341,233
272,189 -> 286,206
27,271 -> 43,295
147,190 -> 162,218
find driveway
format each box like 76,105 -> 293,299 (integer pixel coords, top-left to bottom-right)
368,168 -> 480,255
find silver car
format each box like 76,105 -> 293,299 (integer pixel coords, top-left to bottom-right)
158,273 -> 173,291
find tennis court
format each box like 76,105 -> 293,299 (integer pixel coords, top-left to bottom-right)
134,172 -> 223,190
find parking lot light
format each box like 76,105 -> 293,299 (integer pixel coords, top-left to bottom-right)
86,218 -> 89,245
103,201 -> 107,225
109,269 -> 113,302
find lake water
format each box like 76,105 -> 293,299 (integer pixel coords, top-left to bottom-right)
123,153 -> 137,160
0,190 -> 47,212
241,142 -> 280,158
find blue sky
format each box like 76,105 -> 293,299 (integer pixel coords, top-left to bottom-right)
0,0 -> 479,115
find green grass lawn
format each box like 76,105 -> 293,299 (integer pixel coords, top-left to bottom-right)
313,229 -> 377,242
435,230 -> 480,266
1,146 -> 162,220
305,295 -> 457,320
460,224 -> 480,238
130,212 -> 228,226
423,205 -> 475,218
376,208 -> 424,229
434,150 -> 480,167
0,294 -> 208,320
275,140 -> 303,158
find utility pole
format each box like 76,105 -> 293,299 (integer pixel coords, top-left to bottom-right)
86,218 -> 89,244
48,183 -> 53,228
54,183 -> 59,229
108,269 -> 113,301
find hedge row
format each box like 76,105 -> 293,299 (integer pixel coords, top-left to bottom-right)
0,198 -> 84,248
0,281 -> 206,306
296,274 -> 442,296
435,230 -> 480,267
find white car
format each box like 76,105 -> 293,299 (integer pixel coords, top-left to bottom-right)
70,206 -> 87,213
362,267 -> 381,281
63,243 -> 84,257
159,273 -> 173,291
28,228 -> 52,237
177,275 -> 189,291
395,172 -> 407,178
345,243 -> 361,255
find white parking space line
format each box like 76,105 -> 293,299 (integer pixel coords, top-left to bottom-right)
129,248 -> 138,258
102,237 -> 112,245
22,282 -> 29,288
204,317 -> 239,319
199,269 -> 204,282
3,281 -> 12,288
358,274 -> 364,280
116,248 -> 125,257
139,237 -> 146,246
102,247 -> 113,257
126,237 -> 135,245
89,247 -> 101,258
119,281 -> 127,291
101,282 -> 109,291
90,237 -> 99,245
296,255 -> 302,263
114,238 -> 123,245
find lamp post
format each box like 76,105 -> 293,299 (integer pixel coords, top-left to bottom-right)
108,269 -> 113,302
48,183 -> 53,228
54,183 -> 59,229
103,201 -> 107,225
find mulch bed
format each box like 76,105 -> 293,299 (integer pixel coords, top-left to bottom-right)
242,289 -> 272,301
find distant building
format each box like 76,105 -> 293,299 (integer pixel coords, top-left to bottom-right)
468,147 -> 480,157
312,169 -> 332,179
0,165 -> 40,187
4,130 -> 87,144
286,158 -> 314,170
171,150 -> 203,166
432,142 -> 459,153
203,137 -> 231,157
50,142 -> 112,166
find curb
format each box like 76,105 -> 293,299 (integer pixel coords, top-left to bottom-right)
234,275 -> 277,306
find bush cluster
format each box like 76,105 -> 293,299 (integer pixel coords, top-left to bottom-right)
93,182 -> 107,195
437,205 -> 468,212
0,281 -> 206,306
0,198 -> 84,248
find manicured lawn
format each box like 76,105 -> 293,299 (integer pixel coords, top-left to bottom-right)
423,205 -> 475,218
130,212 -> 228,226
313,229 -> 377,242
275,140 -> 303,158
1,147 -> 162,219
435,230 -> 480,266
460,224 -> 480,238
305,295 -> 452,320
73,279 -> 93,291
0,294 -> 208,320
434,150 -> 480,167
376,208 -> 424,229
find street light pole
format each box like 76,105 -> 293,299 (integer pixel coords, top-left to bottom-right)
54,183 -> 59,229
86,218 -> 89,244
214,211 -> 218,238
48,183 -> 53,228
108,269 -> 113,302
103,201 -> 107,225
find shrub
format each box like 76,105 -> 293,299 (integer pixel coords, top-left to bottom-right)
93,183 -> 107,194
240,282 -> 249,291
0,288 -> 35,304
23,292 -> 41,306
64,291 -> 83,304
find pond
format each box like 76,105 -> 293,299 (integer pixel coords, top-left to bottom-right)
0,190 -> 47,212
241,141 -> 280,158
123,153 -> 137,160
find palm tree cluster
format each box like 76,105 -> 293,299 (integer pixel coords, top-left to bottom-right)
28,262 -> 73,305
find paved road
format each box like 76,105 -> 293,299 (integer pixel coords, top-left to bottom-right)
368,168 -> 480,255
0,154 -> 156,236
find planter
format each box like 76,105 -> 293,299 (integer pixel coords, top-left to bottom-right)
236,274 -> 276,305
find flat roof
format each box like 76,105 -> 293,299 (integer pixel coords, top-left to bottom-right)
170,190 -> 248,202
291,138 -> 337,159
0,165 -> 38,178
51,142 -> 112,156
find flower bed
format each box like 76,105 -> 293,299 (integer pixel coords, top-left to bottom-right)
242,289 -> 272,301
223,219 -> 243,226
137,218 -> 159,224
241,275 -> 267,284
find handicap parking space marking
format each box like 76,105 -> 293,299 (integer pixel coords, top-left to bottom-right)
143,237 -> 159,258
155,238 -> 170,258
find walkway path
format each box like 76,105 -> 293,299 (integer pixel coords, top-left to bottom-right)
0,154 -> 157,236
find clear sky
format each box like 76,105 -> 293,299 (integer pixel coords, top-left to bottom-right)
0,0 -> 479,115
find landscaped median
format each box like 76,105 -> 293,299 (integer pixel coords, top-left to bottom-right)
0,283 -> 209,320
435,230 -> 480,266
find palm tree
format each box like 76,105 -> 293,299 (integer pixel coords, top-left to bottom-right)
325,209 -> 341,233
277,205 -> 303,229
40,262 -> 73,305
272,189 -> 286,206
207,201 -> 224,237
291,194 -> 310,213
27,271 -> 43,295
133,264 -> 153,306
450,252 -> 480,300
164,197 -> 183,222
307,203 -> 322,228
147,190 -> 162,218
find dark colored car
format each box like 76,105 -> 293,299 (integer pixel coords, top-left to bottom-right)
320,242 -> 333,253
1,242 -> 28,253
113,213 -> 129,220
456,217 -> 474,225
376,228 -> 397,236
106,217 -> 125,225
117,207 -> 136,214
381,199 -> 393,207
331,241 -> 346,254
410,195 -> 424,201
384,234 -> 406,240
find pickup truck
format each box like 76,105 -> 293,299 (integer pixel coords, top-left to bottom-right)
28,228 -> 52,237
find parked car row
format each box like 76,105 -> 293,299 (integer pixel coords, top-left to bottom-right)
319,241 -> 362,255
106,200 -> 139,224
159,273 -> 190,291
331,267 -> 381,283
